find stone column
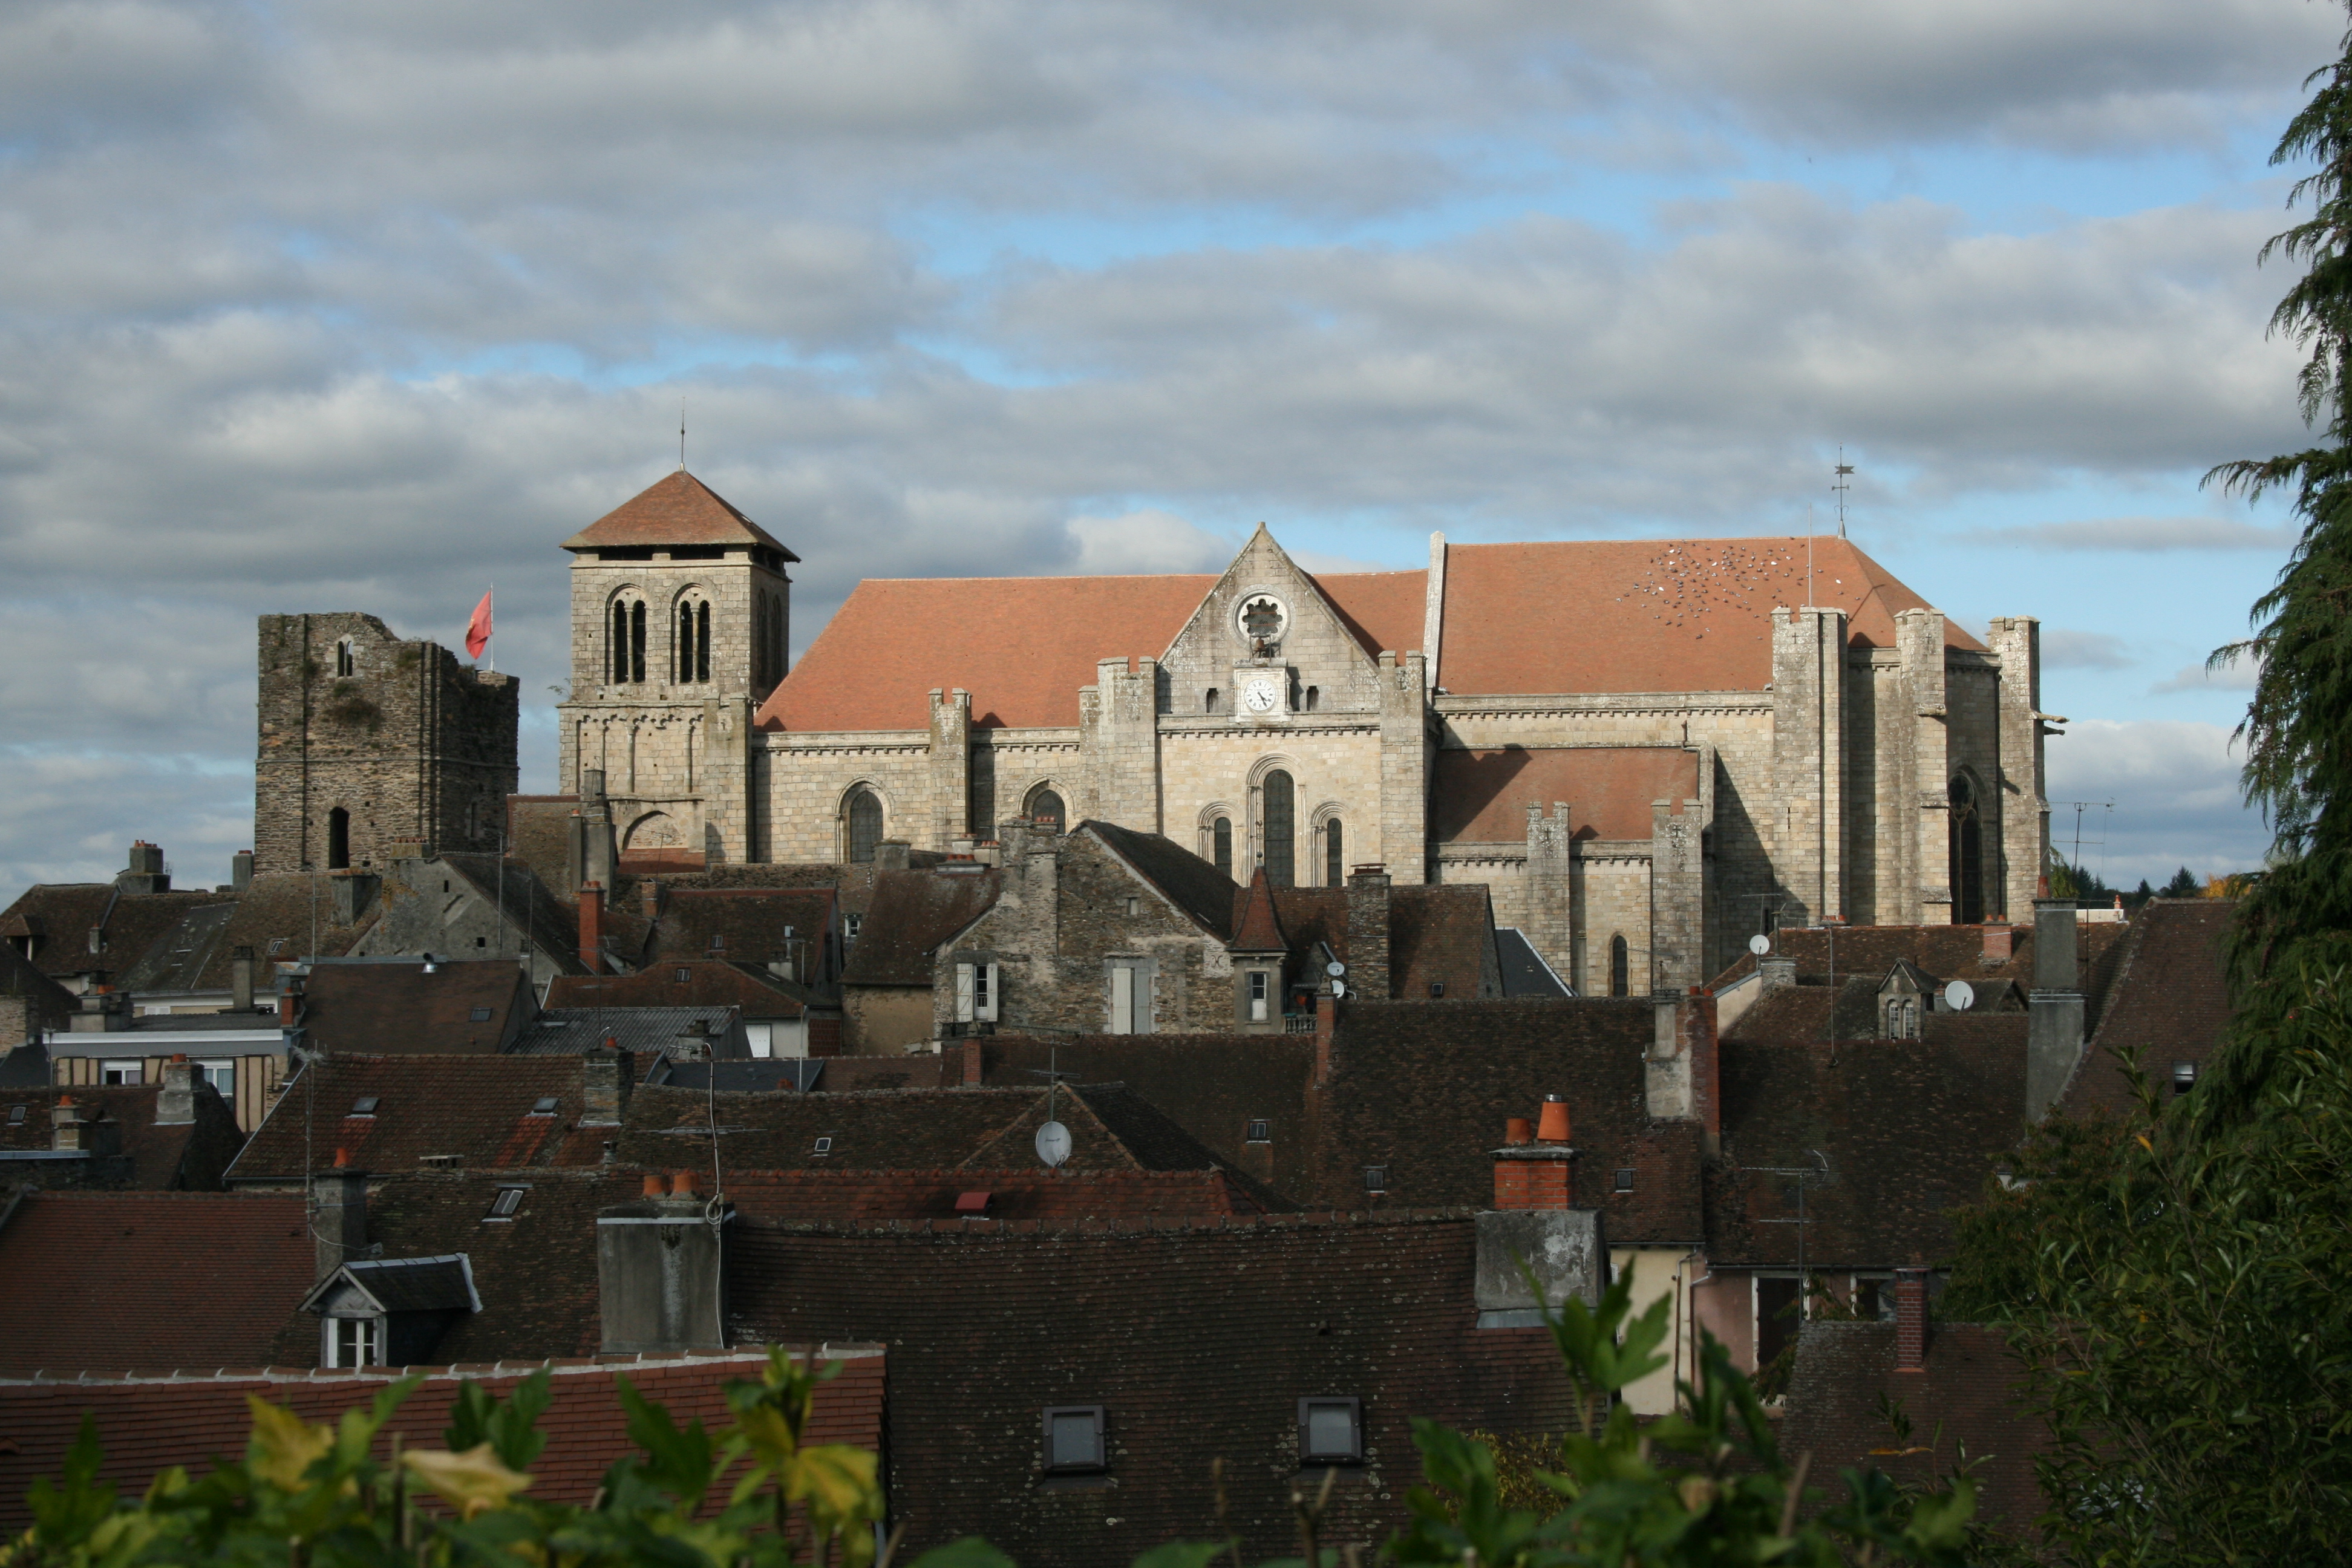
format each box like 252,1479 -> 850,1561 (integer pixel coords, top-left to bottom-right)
1379,650 -> 1431,885
1080,660 -> 1160,833
1986,617 -> 2047,923
1647,799 -> 1707,992
1896,608 -> 1952,926
1524,803 -> 1575,984
1772,607 -> 1847,925
929,688 -> 973,849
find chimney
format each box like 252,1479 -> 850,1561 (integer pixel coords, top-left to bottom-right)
1477,1104 -> 1604,1325
640,877 -> 662,919
51,1096 -> 118,1156
330,871 -> 379,927
1893,1264 -> 1930,1371
230,945 -> 256,1011
597,1179 -> 731,1352
232,850 -> 254,892
117,841 -> 169,895
1981,924 -> 2014,965
1644,988 -> 1720,1154
2025,898 -> 2085,1122
1345,865 -> 1393,1000
1313,986 -> 1337,1086
581,1042 -> 633,1126
578,881 -> 607,973
312,1151 -> 368,1279
962,1036 -> 984,1086
157,1056 -> 198,1125
672,1016 -> 712,1062
278,974 -> 303,1029
1759,955 -> 1797,993
69,984 -> 128,1034
875,840 -> 911,872
1492,1097 -> 1576,1209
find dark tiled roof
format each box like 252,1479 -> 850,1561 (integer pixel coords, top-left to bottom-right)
1494,929 -> 1572,998
1723,980 -> 1884,1045
1081,822 -> 1238,939
0,1351 -> 884,1533
562,469 -> 797,554
814,1055 -> 958,1092
1709,1032 -> 2028,1268
299,959 -> 534,1055
1709,920 -> 2131,999
1315,1001 -> 1705,1243
617,1084 -> 1137,1173
658,862 -> 855,891
1782,1321 -> 2045,1535
1238,875 -> 1305,952
721,1167 -> 1256,1223
651,1060 -> 825,1093
1071,1084 -> 1293,1212
2063,900 -> 2235,1120
0,1191 -> 313,1376
227,1056 -> 603,1183
504,795 -> 580,897
264,1171 -> 645,1365
518,1005 -> 745,1058
0,944 -> 77,1031
644,887 -> 836,973
0,1083 -> 241,1191
546,960 -> 810,1019
1389,885 -> 1497,999
727,1212 -> 1573,1564
0,884 -> 226,983
327,1255 -> 477,1313
840,869 -> 999,986
0,1044 -> 49,1088
437,855 -> 598,976
116,901 -> 237,991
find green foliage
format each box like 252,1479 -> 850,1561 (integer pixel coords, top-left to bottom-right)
2204,2 -> 2352,1108
1945,969 -> 2352,1564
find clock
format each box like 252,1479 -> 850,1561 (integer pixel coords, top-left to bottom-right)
1241,676 -> 1285,714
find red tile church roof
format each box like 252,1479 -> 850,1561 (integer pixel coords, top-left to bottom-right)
754,537 -> 1972,734
562,469 -> 797,555
1432,747 -> 1702,843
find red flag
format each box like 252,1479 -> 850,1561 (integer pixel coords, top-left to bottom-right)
465,589 -> 493,661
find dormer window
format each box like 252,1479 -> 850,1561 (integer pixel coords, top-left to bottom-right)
1246,1119 -> 1270,1143
327,1315 -> 381,1368
813,1135 -> 834,1157
1042,1406 -> 1106,1473
469,1007 -> 493,1022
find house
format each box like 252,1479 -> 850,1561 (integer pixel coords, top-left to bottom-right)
293,957 -> 539,1054
0,1063 -> 244,1197
0,941 -> 77,1050
549,958 -> 831,1059
344,852 -> 615,988
2057,898 -> 2233,1116
841,861 -> 1003,1052
0,1349 -> 885,1535
41,987 -> 292,1131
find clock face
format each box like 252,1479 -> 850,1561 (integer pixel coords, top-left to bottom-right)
1241,677 -> 1284,713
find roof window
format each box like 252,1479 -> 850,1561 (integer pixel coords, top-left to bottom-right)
675,967 -> 691,983
469,1006 -> 493,1022
267,937 -> 288,956
528,1096 -> 558,1116
1362,1166 -> 1387,1194
486,1186 -> 524,1219
350,1096 -> 381,1116
1246,1119 -> 1270,1143
1429,981 -> 1445,998
7,1105 -> 24,1125
813,1135 -> 834,1157
1298,1396 -> 1363,1463
1613,1168 -> 1635,1193
1042,1406 -> 1106,1472
2172,1060 -> 2198,1096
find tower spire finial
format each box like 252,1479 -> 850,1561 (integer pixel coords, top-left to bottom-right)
679,398 -> 687,471
1832,446 -> 1854,540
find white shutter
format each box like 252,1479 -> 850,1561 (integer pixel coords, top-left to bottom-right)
1110,965 -> 1135,1034
955,962 -> 976,1024
978,962 -> 999,1021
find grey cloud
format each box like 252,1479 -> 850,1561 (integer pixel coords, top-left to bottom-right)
2042,630 -> 2134,670
1990,515 -> 2293,551
2043,719 -> 2267,884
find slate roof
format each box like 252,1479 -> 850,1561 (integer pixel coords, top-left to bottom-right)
0,1350 -> 884,1533
227,1055 -> 606,1182
312,1254 -> 479,1313
0,943 -> 77,1035
262,1170 -> 647,1365
561,469 -> 798,555
2062,900 -> 2235,1120
436,854 -> 603,975
0,1191 -> 314,1377
719,1167 -> 1260,1223
518,1005 -> 747,1058
726,1212 -> 1573,1564
1071,1084 -> 1294,1210
840,869 -> 1000,986
642,887 -> 837,975
296,958 -> 535,1056
1494,928 -> 1572,998
0,1083 -> 242,1191
1781,1321 -> 2046,1536
648,1059 -> 825,1093
114,901 -> 238,991
615,1084 -> 1139,1173
1082,822 -> 1239,939
1432,748 -> 1702,843
0,884 -> 226,984
1388,885 -> 1499,999
1708,1031 -> 2028,1268
546,960 -> 812,1020
754,536 -> 1964,736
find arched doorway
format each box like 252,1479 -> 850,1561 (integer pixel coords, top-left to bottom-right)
1948,775 -> 1984,925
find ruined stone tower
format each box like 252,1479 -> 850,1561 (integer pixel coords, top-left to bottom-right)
253,613 -> 519,874
555,469 -> 796,865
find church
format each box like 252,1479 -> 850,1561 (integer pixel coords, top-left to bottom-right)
555,470 -> 2051,995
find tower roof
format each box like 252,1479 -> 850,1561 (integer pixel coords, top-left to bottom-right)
563,471 -> 799,557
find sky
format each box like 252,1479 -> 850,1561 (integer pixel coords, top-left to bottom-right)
1,0 -> 2340,895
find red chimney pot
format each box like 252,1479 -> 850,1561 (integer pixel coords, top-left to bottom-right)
1535,1096 -> 1570,1143
1504,1116 -> 1533,1146
671,1169 -> 697,1198
333,1146 -> 351,1168
641,1173 -> 666,1197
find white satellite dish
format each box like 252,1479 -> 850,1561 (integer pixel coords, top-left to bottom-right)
1325,960 -> 1346,978
1943,980 -> 1976,1013
1748,934 -> 1772,956
1035,1120 -> 1072,1168
1330,980 -> 1346,1000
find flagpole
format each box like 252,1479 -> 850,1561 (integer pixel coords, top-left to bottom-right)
486,583 -> 494,673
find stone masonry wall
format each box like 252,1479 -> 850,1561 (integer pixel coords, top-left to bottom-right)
255,613 -> 517,874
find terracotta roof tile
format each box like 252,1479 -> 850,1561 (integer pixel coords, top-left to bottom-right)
228,1056 -> 599,1182
1230,870 -> 1289,952
643,887 -> 837,973
720,1166 -> 1251,1223
0,1082 -> 241,1191
1387,885 -> 1498,999
561,470 -> 797,555
545,959 -> 809,1020
1432,748 -> 1700,843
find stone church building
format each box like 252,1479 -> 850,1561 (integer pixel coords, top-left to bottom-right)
543,471 -> 2051,996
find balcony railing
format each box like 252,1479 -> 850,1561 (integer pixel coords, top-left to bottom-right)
1282,1013 -> 1317,1034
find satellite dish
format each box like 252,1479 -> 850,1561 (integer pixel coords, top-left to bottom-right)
1035,1120 -> 1072,1168
1330,980 -> 1346,1000
1943,980 -> 1976,1013
1748,935 -> 1772,956
1325,960 -> 1346,978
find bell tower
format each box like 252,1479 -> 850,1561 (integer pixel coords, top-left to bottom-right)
556,470 -> 797,866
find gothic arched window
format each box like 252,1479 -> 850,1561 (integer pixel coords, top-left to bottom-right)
846,788 -> 884,864
1213,817 -> 1233,879
1028,788 -> 1065,833
1609,935 -> 1629,998
1261,769 -> 1296,887
1948,774 -> 1984,925
611,598 -> 647,684
335,639 -> 354,678
1324,818 -> 1343,887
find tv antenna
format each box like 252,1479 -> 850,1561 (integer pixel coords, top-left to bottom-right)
1832,448 -> 1854,539
2059,800 -> 2113,890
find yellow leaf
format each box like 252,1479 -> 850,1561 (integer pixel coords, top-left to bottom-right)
2137,1135 -> 2154,1153
246,1398 -> 335,1491
785,1445 -> 880,1523
403,1443 -> 535,1520
737,1404 -> 800,1469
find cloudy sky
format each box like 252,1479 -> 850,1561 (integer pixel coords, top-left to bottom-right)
2,0 -> 2337,893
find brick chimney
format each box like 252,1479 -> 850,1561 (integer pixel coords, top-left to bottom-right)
1345,866 -> 1393,1000
157,1056 -> 198,1126
278,973 -> 304,1029
1893,1264 -> 1930,1372
1981,924 -> 2014,965
580,1042 -> 633,1126
1492,1096 -> 1576,1209
639,877 -> 662,919
962,1036 -> 984,1086
51,1096 -> 119,1157
578,881 -> 606,973
68,983 -> 128,1034
1645,988 -> 1720,1154
230,945 -> 256,1011
312,1149 -> 369,1279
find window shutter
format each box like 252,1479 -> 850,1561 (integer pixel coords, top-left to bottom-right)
1110,965 -> 1134,1034
955,962 -> 976,1024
